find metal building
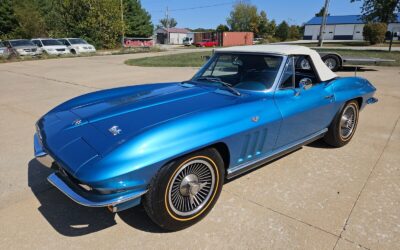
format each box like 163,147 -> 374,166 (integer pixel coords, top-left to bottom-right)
155,28 -> 190,44
303,14 -> 400,40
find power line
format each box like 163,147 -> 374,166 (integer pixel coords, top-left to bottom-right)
169,1 -> 236,12
148,1 -> 238,13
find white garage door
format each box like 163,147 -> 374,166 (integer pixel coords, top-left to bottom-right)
334,24 -> 355,40
322,25 -> 335,40
353,24 -> 364,40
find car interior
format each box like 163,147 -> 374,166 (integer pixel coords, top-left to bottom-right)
201,54 -> 283,91
280,55 -> 320,89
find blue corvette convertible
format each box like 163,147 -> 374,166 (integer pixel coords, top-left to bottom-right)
34,45 -> 377,230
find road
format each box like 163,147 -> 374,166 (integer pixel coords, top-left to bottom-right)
0,51 -> 399,249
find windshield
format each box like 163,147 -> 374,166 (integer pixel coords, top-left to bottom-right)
10,40 -> 35,47
193,53 -> 283,91
69,38 -> 88,44
58,39 -> 70,46
42,39 -> 63,46
0,41 -> 4,47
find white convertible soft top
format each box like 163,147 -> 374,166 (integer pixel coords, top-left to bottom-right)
215,45 -> 337,82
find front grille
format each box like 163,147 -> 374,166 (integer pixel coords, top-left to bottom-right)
32,48 -> 37,52
56,49 -> 65,52
23,49 -> 32,52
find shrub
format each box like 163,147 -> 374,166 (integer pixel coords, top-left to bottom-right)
363,23 -> 387,45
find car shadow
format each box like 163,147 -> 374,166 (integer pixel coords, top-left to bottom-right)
28,159 -> 164,236
339,66 -> 378,72
305,139 -> 335,149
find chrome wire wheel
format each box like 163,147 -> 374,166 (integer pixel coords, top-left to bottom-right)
168,159 -> 215,217
324,58 -> 337,70
340,105 -> 357,139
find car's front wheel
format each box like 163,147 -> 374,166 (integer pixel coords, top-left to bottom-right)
143,148 -> 224,231
324,100 -> 359,147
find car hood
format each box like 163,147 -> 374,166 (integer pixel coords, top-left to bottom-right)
39,83 -> 241,174
13,46 -> 37,50
44,45 -> 67,49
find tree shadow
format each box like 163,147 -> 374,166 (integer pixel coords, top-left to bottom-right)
28,159 -> 165,236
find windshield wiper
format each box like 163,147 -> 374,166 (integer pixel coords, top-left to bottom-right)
195,77 -> 241,96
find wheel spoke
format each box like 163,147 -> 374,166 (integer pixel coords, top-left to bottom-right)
168,159 -> 216,216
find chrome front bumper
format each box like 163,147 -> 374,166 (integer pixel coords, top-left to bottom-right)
47,173 -> 147,209
34,133 -> 147,211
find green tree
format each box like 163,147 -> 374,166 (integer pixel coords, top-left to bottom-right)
51,0 -> 123,49
275,21 -> 289,41
351,0 -> 400,23
159,17 -> 177,28
257,10 -> 268,38
216,24 -> 229,32
13,0 -> 48,38
266,19 -> 276,37
288,25 -> 301,40
315,7 -> 329,17
227,2 -> 260,35
363,22 -> 387,44
124,0 -> 153,37
0,0 -> 17,37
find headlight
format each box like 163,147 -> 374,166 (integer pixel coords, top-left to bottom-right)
47,48 -> 54,51
17,49 -> 24,52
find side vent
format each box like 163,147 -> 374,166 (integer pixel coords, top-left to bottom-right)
238,129 -> 267,163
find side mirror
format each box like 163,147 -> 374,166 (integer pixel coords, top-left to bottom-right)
299,78 -> 312,90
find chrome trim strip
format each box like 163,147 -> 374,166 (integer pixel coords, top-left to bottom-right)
227,128 -> 328,179
47,173 -> 147,207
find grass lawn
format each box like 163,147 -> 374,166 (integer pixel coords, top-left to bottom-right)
125,51 -> 212,67
125,49 -> 400,67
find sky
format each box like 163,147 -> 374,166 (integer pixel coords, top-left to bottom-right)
141,0 -> 364,29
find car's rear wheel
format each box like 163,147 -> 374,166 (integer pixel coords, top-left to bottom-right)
143,148 -> 224,231
324,100 -> 359,147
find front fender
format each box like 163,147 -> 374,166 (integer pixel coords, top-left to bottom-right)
331,77 -> 376,110
75,101 -> 267,186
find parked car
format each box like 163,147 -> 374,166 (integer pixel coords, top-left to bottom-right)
57,38 -> 96,54
194,39 -> 218,47
3,39 -> 41,57
31,38 -> 70,56
34,45 -> 377,231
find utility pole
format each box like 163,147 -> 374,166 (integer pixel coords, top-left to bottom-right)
121,0 -> 124,48
318,0 -> 330,47
166,6 -> 170,44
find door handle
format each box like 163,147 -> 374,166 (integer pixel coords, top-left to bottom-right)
324,94 -> 334,100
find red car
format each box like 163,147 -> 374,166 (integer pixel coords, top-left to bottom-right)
194,39 -> 218,47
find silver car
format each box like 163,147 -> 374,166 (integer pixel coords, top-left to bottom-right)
0,41 -> 7,58
4,39 -> 42,57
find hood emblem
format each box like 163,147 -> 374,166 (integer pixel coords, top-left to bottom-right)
72,119 -> 82,126
109,125 -> 122,136
251,116 -> 259,122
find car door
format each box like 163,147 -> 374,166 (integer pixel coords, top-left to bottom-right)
273,56 -> 337,148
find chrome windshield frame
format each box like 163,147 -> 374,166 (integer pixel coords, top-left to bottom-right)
192,52 -> 288,94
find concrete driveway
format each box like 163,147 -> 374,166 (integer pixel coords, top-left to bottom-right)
0,52 -> 399,249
